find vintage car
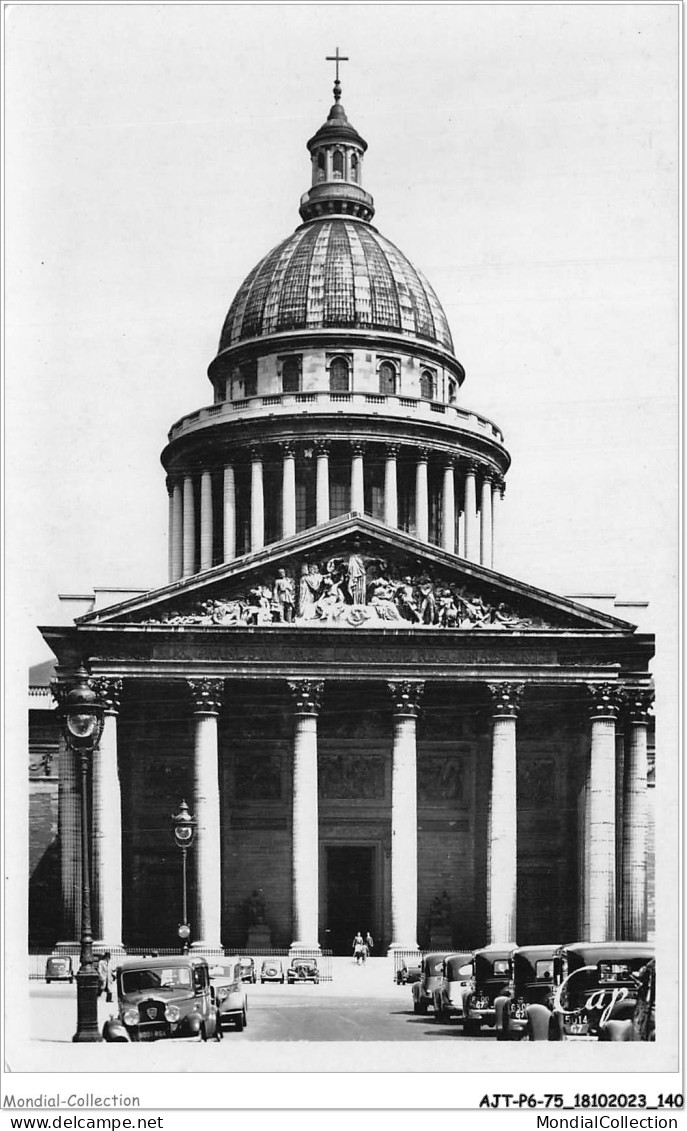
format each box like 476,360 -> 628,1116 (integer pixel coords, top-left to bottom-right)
286,958 -> 320,984
494,944 -> 559,1040
411,952 -> 451,1014
45,954 -> 74,984
462,944 -> 515,1035
260,958 -> 285,984
108,955 -> 222,1042
432,952 -> 473,1024
598,958 -> 656,1042
209,963 -> 248,1031
551,941 -> 654,1039
396,958 -> 422,986
236,957 -> 257,984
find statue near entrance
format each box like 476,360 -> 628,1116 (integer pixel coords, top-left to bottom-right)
426,889 -> 453,948
245,888 -> 271,947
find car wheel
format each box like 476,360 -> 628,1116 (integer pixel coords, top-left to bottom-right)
413,1000 -> 420,1014
46,979 -> 51,985
235,1012 -> 245,1032
200,1023 -> 208,1042
261,979 -> 265,984
281,977 -> 284,984
215,1014 -> 223,1041
69,976 -> 74,984
419,1001 -> 429,1015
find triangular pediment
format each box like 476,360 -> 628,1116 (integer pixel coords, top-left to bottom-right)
79,514 -> 635,632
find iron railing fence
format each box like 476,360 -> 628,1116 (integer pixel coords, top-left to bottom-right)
30,948 -> 333,982
392,949 -> 423,983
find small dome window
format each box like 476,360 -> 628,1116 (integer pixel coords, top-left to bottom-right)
420,368 -> 436,401
329,355 -> 350,392
317,152 -> 325,183
333,149 -> 344,180
378,360 -> 397,395
350,153 -> 358,183
281,356 -> 301,393
448,378 -> 457,404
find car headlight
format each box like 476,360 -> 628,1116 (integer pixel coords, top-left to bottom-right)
164,1004 -> 181,1023
123,1008 -> 139,1027
216,987 -> 228,1003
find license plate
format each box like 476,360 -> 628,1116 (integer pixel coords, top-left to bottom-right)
139,1027 -> 167,1041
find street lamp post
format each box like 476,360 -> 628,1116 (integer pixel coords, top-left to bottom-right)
59,666 -> 104,1043
172,800 -> 196,953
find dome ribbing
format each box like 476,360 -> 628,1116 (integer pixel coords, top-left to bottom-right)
217,218 -> 454,353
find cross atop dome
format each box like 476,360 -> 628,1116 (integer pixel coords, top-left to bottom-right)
326,46 -> 349,102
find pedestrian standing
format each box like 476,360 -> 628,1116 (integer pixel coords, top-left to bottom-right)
352,931 -> 364,965
365,931 -> 374,956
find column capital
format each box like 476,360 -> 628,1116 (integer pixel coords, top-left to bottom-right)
248,444 -> 263,462
187,678 -> 224,714
622,687 -> 655,723
487,682 -> 524,716
50,678 -> 70,709
166,475 -> 176,496
90,677 -> 123,714
480,467 -> 494,484
288,679 -> 324,714
280,440 -> 297,458
314,440 -> 331,457
385,443 -> 401,459
388,680 -> 424,716
351,440 -> 367,457
586,682 -> 623,719
463,459 -> 479,477
415,447 -> 430,464
494,476 -> 506,497
442,454 -> 456,471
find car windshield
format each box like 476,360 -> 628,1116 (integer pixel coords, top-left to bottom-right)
121,967 -> 192,993
210,965 -> 237,980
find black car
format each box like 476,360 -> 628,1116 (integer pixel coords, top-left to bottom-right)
236,957 -> 257,984
287,958 -> 319,984
411,952 -> 450,1014
462,944 -> 515,1035
552,941 -> 654,1039
494,944 -> 559,1040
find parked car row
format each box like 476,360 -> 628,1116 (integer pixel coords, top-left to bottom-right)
407,940 -> 655,1042
101,952 -> 322,1041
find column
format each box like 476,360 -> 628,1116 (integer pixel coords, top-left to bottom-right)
182,473 -> 195,577
621,690 -> 653,940
441,460 -> 456,553
199,470 -> 213,571
288,680 -> 323,951
250,447 -> 264,552
350,442 -> 365,513
491,479 -> 503,571
167,477 -> 174,583
463,462 -> 478,563
414,450 -> 429,542
223,463 -> 236,562
171,479 -> 183,581
585,684 -> 620,942
53,679 -> 81,945
91,678 -> 123,949
388,681 -> 424,951
282,443 -> 297,538
384,444 -> 399,528
487,683 -> 523,943
480,472 -> 493,568
315,442 -> 330,526
188,679 -> 224,950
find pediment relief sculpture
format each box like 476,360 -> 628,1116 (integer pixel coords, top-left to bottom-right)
136,547 -> 565,630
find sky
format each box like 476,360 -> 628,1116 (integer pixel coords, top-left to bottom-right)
5,2 -> 679,675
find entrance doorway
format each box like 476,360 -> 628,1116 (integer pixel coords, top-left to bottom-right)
325,846 -> 375,955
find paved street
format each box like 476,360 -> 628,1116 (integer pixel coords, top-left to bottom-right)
29,958 -> 485,1044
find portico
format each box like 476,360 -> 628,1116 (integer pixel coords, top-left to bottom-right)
43,518 -> 654,955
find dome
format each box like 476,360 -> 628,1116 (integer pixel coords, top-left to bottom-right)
217,217 -> 455,354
